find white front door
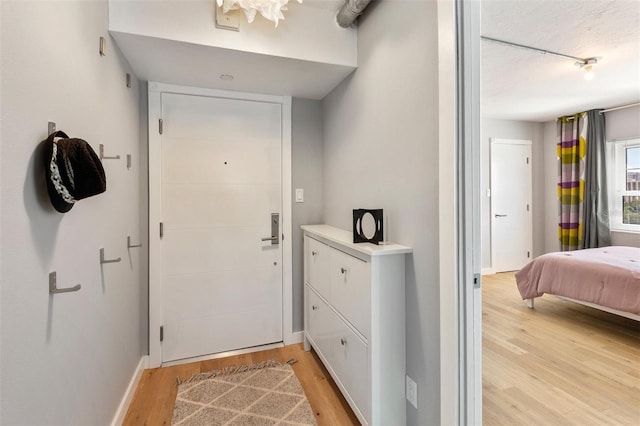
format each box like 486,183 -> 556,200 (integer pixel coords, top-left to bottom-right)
159,92 -> 283,363
490,139 -> 533,272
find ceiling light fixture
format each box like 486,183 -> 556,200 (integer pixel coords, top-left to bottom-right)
575,57 -> 598,80
481,36 -> 602,80
216,0 -> 302,27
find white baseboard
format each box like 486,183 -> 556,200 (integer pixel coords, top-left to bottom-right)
290,331 -> 304,344
111,355 -> 149,426
482,268 -> 495,275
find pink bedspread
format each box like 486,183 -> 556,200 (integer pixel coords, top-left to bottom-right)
515,246 -> 640,315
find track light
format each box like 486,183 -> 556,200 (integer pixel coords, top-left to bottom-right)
480,36 -> 603,81
575,58 -> 599,80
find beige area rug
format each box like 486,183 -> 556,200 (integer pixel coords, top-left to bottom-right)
172,360 -> 318,426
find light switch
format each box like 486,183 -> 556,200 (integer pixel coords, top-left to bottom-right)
295,188 -> 304,203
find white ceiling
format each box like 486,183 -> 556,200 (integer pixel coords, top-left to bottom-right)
110,1 -> 356,100
481,0 -> 640,122
111,31 -> 355,99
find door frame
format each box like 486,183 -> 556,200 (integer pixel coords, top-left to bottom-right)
147,82 -> 293,368
490,138 -> 533,272
438,0 -> 482,423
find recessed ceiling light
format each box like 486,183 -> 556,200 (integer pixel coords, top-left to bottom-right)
220,74 -> 234,81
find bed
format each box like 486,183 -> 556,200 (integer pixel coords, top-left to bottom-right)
515,246 -> 640,320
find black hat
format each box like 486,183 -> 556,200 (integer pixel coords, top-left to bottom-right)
43,130 -> 106,213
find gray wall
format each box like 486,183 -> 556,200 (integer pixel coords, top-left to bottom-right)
0,1 -> 145,424
481,118 -> 545,269
543,120 -> 559,253
322,1 -> 440,424
543,105 -> 640,251
291,98 -> 324,332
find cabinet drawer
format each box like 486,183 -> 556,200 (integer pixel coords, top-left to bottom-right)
330,248 -> 371,338
306,285 -> 333,360
305,237 -> 331,300
331,319 -> 370,423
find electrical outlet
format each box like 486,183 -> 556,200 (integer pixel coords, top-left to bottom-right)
406,375 -> 418,408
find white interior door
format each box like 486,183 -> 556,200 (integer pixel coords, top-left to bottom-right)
490,139 -> 533,272
160,93 -> 283,363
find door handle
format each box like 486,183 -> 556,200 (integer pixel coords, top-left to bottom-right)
261,213 -> 280,245
494,214 -> 507,218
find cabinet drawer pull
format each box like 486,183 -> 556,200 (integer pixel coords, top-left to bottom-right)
312,305 -> 318,311
340,267 -> 347,274
340,338 -> 346,346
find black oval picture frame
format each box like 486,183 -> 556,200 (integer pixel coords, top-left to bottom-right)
353,208 -> 384,245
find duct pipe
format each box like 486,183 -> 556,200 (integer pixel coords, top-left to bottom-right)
336,0 -> 372,28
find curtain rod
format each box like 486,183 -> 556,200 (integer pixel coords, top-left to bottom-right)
558,102 -> 640,120
480,36 -> 589,63
599,102 -> 640,114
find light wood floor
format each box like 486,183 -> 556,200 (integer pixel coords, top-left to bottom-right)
123,343 -> 359,426
483,272 -> 640,425
125,274 -> 639,426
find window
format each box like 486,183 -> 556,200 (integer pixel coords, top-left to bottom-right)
608,138 -> 640,231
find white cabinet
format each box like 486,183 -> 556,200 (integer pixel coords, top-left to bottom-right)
302,224 -> 411,426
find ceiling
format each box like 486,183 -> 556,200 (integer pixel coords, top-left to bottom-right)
481,0 -> 640,122
110,1 -> 356,100
111,31 -> 355,99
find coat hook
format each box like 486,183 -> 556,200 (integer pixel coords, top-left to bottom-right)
127,236 -> 142,249
99,144 -> 120,160
127,154 -> 132,170
49,272 -> 81,294
100,248 -> 121,264
126,73 -> 132,88
48,121 -> 56,136
99,36 -> 106,56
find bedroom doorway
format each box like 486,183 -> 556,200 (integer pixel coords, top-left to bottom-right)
490,139 -> 533,272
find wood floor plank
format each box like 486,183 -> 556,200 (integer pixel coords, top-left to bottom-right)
483,272 -> 640,426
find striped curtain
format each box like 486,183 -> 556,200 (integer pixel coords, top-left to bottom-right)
557,112 -> 588,251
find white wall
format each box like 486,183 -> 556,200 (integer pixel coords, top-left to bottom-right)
481,118 -> 545,270
109,0 -> 356,66
322,1 -> 440,424
0,1 -> 144,424
291,98 -> 324,332
543,105 -> 640,251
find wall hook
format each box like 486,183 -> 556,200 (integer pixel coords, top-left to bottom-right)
49,272 -> 81,294
99,144 -> 120,160
127,236 -> 142,249
100,248 -> 121,264
48,121 -> 56,136
127,154 -> 132,170
99,36 -> 106,56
